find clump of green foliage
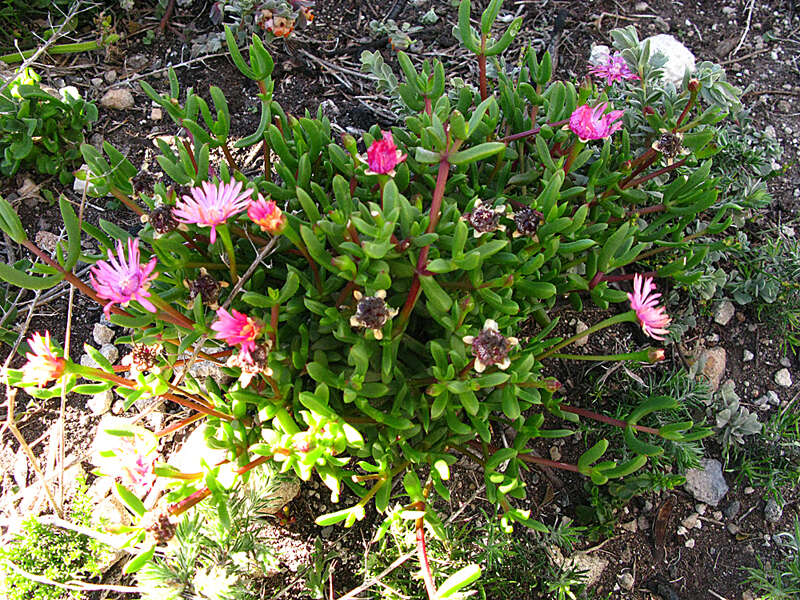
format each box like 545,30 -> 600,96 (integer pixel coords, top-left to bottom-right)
0,68 -> 98,184
744,517 -> 800,600
0,477 -> 110,600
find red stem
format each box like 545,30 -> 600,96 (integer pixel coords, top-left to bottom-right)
625,158 -> 688,189
168,455 -> 271,516
182,139 -> 198,175
499,118 -> 570,144
111,188 -> 144,216
478,35 -> 487,101
269,304 -> 279,346
558,403 -> 659,435
416,518 -> 437,599
222,143 -> 239,172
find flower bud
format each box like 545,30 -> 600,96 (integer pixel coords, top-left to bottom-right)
687,78 -> 700,92
544,379 -> 562,393
648,348 -> 666,362
643,105 -> 655,116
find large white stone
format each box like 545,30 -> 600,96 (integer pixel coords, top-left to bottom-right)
643,34 -> 696,87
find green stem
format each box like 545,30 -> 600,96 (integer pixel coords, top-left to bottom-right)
216,224 -> 238,283
548,348 -> 660,362
0,35 -> 120,64
536,311 -> 637,360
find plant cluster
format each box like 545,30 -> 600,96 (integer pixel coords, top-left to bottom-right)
0,477 -> 110,600
0,0 -> 755,594
0,67 -> 97,184
744,517 -> 800,600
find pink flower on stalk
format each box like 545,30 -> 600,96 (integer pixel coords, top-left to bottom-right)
569,103 -> 624,142
588,52 -> 640,85
365,131 -> 407,176
211,307 -> 263,360
21,331 -> 66,386
627,274 -> 672,340
247,195 -> 286,233
90,238 -> 158,318
173,180 -> 252,244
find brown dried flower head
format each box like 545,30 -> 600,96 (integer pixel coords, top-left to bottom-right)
350,290 -> 398,340
227,340 -> 273,388
651,129 -> 689,165
122,343 -> 162,375
511,207 -> 541,238
462,319 -> 519,372
141,204 -> 178,236
186,268 -> 224,309
463,199 -> 506,238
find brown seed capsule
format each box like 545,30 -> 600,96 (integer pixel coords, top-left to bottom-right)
187,269 -> 221,307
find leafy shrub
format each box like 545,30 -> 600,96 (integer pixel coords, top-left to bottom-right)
0,68 -> 97,184
0,476 -> 110,600
1,1 -> 753,592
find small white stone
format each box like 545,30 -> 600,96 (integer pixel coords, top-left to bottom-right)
684,538 -> 696,548
695,503 -> 707,515
104,70 -> 117,84
642,34 -> 696,87
100,344 -> 119,364
681,513 -> 700,530
80,353 -> 99,369
88,390 -> 113,416
100,88 -> 134,110
713,511 -> 724,520
574,320 -> 589,347
150,107 -> 163,121
775,368 -> 792,388
744,486 -> 755,494
780,357 -> 792,368
677,525 -> 688,536
621,520 -> 638,533
93,323 -> 115,346
714,301 -> 735,326
743,350 -> 754,362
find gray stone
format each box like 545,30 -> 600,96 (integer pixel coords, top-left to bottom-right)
764,498 -> 783,523
80,353 -> 99,369
621,519 -> 638,533
743,349 -> 754,362
780,357 -> 792,368
724,500 -> 741,520
104,70 -> 117,84
618,571 -> 635,591
93,323 -> 115,346
714,301 -> 735,326
681,513 -> 700,530
684,538 -> 696,548
127,53 -> 149,70
775,368 -> 792,388
99,344 -> 119,364
90,77 -> 103,87
88,390 -> 113,416
684,458 -> 729,506
727,522 -> 740,535
100,88 -> 134,110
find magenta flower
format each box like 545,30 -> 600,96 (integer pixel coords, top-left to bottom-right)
21,331 -> 66,386
247,195 -> 286,233
588,52 -> 640,85
628,274 -> 672,340
90,238 -> 158,318
569,103 -> 624,142
365,131 -> 407,176
173,180 -> 251,244
211,307 -> 263,360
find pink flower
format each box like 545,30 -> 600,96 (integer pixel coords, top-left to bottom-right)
365,131 -> 407,176
247,195 -> 286,233
628,274 -> 671,340
173,180 -> 251,244
211,307 -> 263,360
588,52 -> 640,85
569,103 -> 624,142
90,238 -> 158,318
21,331 -> 66,386
95,428 -> 158,497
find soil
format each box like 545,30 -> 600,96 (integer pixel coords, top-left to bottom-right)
1,1 -> 799,599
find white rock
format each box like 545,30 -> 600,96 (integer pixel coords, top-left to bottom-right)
574,320 -> 589,347
100,344 -> 119,364
104,70 -> 117,84
80,353 -> 99,369
35,230 -> 60,254
93,323 -> 115,346
743,350 -> 754,362
643,34 -> 696,87
684,538 -> 696,548
100,88 -> 134,110
780,357 -> 792,368
589,44 -> 611,66
681,513 -> 699,530
775,368 -> 792,388
618,571 -> 635,591
714,301 -> 735,326
88,390 -> 113,416
150,107 -> 163,121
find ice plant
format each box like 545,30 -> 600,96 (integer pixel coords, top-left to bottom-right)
364,131 -> 407,176
121,343 -> 163,376
350,290 -> 398,340
247,195 -> 286,233
463,199 -> 506,237
211,307 -> 263,360
94,428 -> 158,497
510,206 -> 540,238
568,103 -> 624,142
20,331 -> 66,386
226,341 -> 273,388
173,180 -> 251,244
90,238 -> 158,318
463,319 -> 519,372
588,52 -> 640,85
628,274 -> 672,340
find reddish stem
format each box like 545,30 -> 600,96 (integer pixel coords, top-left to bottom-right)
168,455 -> 271,516
558,403 -> 659,435
416,517 -> 437,599
222,143 -> 239,172
182,139 -> 198,175
478,35 -> 487,101
269,304 -> 279,346
111,188 -> 144,216
499,118 -> 570,144
625,158 -> 688,189
159,0 -> 175,33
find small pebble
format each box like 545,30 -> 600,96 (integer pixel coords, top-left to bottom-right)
780,357 -> 792,368
713,511 -> 724,520
549,446 -> 561,461
621,520 -> 638,533
775,368 -> 792,387
743,350 -> 754,362
681,513 -> 700,530
724,500 -> 741,520
764,497 -> 783,523
727,522 -> 740,535
150,107 -> 163,121
93,323 -> 115,346
618,572 -> 635,591
104,70 -> 117,84
744,486 -> 755,495
100,344 -> 119,364
695,503 -> 707,515
684,538 -> 696,548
